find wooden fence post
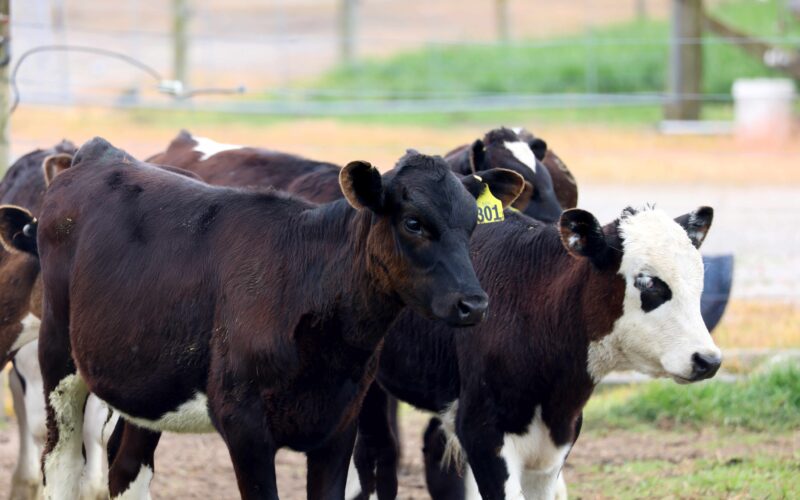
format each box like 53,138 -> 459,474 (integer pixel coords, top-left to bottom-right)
665,0 -> 703,120
0,0 -> 9,174
339,0 -> 357,66
173,0 -> 190,87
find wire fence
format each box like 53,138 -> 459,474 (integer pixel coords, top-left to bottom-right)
11,0 -> 800,114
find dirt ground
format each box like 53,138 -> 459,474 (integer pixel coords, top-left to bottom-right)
0,407 -> 796,499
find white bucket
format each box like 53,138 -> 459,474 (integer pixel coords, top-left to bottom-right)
732,78 -> 797,139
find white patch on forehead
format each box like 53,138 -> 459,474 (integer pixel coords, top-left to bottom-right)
586,208 -> 720,383
504,141 -> 537,173
511,127 -> 524,135
192,136 -> 242,161
112,392 -> 214,434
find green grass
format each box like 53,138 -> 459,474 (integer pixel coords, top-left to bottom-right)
295,0 -> 798,125
585,363 -> 800,431
570,454 -> 800,499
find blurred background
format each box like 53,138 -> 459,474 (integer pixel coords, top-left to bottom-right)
1,0 -> 799,498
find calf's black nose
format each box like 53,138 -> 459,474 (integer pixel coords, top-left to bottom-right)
690,352 -> 722,381
455,294 -> 489,326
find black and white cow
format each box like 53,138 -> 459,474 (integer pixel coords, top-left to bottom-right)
350,205 -> 722,499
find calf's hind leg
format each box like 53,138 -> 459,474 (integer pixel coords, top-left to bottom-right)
107,420 -> 160,499
9,353 -> 45,500
216,408 -> 279,499
38,332 -> 89,499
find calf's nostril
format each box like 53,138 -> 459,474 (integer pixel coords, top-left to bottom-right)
457,300 -> 472,317
692,352 -> 722,378
456,296 -> 488,321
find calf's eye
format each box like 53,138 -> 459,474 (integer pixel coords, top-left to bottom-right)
635,273 -> 673,312
404,217 -> 422,235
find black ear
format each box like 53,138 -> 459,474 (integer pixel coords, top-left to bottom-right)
42,153 -> 73,186
559,209 -> 608,262
461,169 -> 524,209
339,161 -> 384,211
528,138 -> 548,161
675,206 -> 713,249
0,205 -> 38,256
469,139 -> 486,173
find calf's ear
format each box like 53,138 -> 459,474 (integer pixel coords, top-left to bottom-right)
462,169 -> 525,209
675,206 -> 713,249
559,209 -> 609,262
0,205 -> 37,256
528,138 -> 548,161
469,139 -> 486,172
42,153 -> 73,186
512,180 -> 534,211
340,160 -> 384,212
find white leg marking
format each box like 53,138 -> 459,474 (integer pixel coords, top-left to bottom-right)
80,395 -> 115,500
111,465 -> 153,500
344,455 -> 361,499
521,468 -> 562,499
465,406 -> 570,500
11,314 -> 42,353
43,374 -> 89,500
9,348 -> 44,500
464,466 -> 482,500
554,471 -> 568,500
344,455 -> 377,500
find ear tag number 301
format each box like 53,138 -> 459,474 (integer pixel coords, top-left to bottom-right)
476,184 -> 504,224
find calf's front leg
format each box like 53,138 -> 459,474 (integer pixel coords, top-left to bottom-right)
307,421 -> 358,500
455,400 -> 516,500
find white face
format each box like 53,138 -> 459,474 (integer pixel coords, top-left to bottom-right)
591,209 -> 721,383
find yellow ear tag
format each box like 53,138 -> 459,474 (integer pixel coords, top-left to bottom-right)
476,184 -> 504,224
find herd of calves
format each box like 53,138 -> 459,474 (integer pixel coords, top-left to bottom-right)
0,126 -> 722,500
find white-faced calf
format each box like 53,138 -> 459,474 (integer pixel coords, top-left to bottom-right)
352,205 -> 721,500
31,137 -> 524,499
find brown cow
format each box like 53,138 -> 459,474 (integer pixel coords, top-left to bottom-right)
0,142 -> 75,500
147,130 -> 344,202
27,137 -> 523,499
0,142 -> 75,364
147,129 -> 570,223
0,144 -> 204,500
